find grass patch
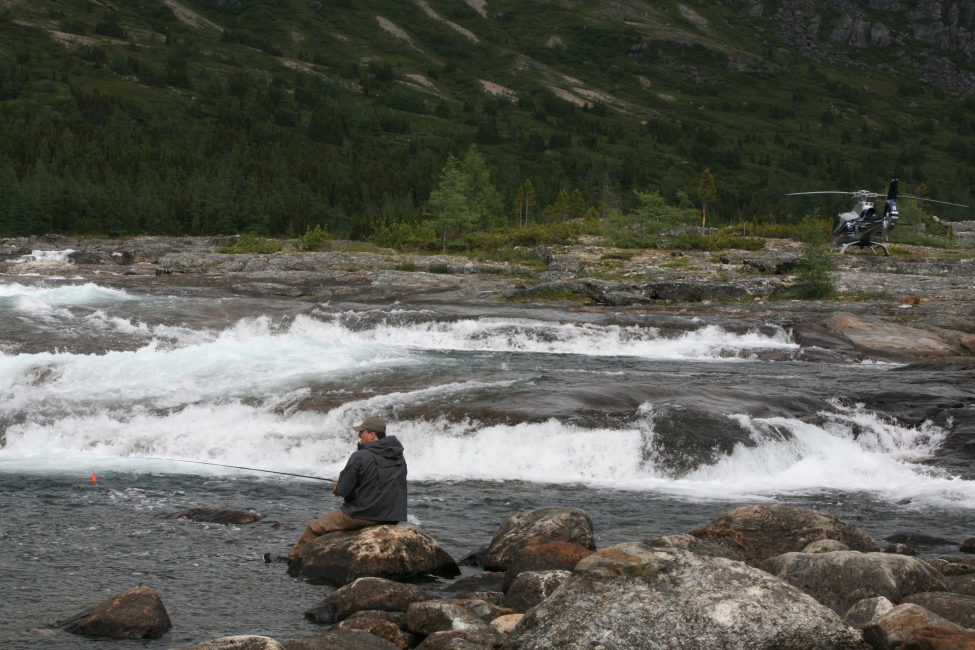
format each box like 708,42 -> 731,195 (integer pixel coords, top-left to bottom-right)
428,262 -> 452,274
601,251 -> 634,260
660,257 -> 691,268
394,260 -> 419,271
846,290 -> 893,301
334,242 -> 382,253
217,233 -> 284,254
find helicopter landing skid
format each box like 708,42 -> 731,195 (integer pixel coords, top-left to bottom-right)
835,242 -> 890,256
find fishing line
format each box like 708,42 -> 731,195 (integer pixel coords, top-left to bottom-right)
92,457 -> 337,482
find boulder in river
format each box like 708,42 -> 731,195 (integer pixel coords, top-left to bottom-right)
844,596 -> 895,628
503,570 -> 571,614
761,551 -> 948,615
61,586 -> 172,639
283,629 -> 401,650
483,508 -> 595,571
288,526 -> 459,585
186,637 -> 284,650
901,626 -> 975,649
962,537 -> 975,554
444,572 -> 504,594
502,542 -> 593,591
406,600 -> 493,635
697,505 -> 880,563
863,604 -> 966,650
304,577 -> 431,624
166,508 -> 263,525
345,610 -> 408,629
903,592 -> 975,629
887,543 -> 921,556
927,557 -> 975,578
505,544 -> 864,650
886,533 -> 959,548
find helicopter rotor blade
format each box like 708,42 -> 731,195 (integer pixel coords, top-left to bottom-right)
899,195 -> 969,208
785,191 -> 857,196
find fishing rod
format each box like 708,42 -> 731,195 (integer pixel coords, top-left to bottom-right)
92,457 -> 337,482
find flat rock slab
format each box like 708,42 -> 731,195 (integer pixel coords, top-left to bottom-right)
289,525 -> 459,586
166,508 -> 263,525
507,544 -> 864,650
826,312 -> 954,359
761,551 -> 948,615
698,504 -> 880,563
484,508 -> 595,571
61,586 -> 172,639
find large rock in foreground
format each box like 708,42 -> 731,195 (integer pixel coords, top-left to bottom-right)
289,526 -> 459,586
902,626 -> 975,649
484,508 -> 595,571
304,577 -> 431,624
903,592 -> 975,629
862,604 -> 965,650
61,586 -> 172,639
504,570 -> 570,614
760,551 -> 948,615
505,544 -> 865,650
502,542 -> 593,591
697,505 -> 879,563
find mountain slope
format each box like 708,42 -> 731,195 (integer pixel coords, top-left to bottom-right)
0,0 -> 973,238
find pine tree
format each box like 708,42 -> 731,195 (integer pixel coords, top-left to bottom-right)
569,189 -> 586,220
460,145 -> 503,230
427,154 -> 472,252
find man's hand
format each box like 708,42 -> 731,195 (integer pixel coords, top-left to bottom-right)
332,485 -> 340,497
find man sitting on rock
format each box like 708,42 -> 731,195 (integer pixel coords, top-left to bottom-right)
287,416 -> 408,563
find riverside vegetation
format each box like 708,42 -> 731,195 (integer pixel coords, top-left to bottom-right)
0,0 -> 974,246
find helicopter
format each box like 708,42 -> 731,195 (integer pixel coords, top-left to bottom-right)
787,179 -> 968,256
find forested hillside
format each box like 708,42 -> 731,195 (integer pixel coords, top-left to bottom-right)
1,0 -> 974,239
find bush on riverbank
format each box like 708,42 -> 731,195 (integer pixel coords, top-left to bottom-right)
792,218 -> 836,299
217,234 -> 284,254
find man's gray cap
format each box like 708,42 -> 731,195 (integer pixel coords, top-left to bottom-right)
353,416 -> 387,434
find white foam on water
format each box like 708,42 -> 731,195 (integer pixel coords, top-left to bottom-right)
10,249 -> 76,263
0,281 -> 136,306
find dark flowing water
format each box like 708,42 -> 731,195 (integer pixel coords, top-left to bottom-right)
2,274 -> 974,649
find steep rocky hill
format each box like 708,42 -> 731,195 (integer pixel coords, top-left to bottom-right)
0,0 -> 973,237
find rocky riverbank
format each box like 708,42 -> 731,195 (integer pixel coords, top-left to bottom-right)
58,505 -> 975,649
2,234 -> 974,362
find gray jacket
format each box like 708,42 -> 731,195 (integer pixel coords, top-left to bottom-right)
336,436 -> 408,522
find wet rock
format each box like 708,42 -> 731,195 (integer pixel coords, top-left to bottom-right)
502,542 -> 593,591
863,604 -> 965,650
413,625 -> 503,650
304,577 -> 431,624
490,613 -> 522,636
8,259 -> 75,275
903,593 -> 975,629
505,544 -> 864,650
698,504 -> 880,563
948,576 -> 975,596
61,586 -> 172,639
336,617 -> 411,649
805,539 -> 851,553
503,570 -> 571,614
289,526 -> 460,586
888,543 -> 921,556
844,596 -> 895,628
483,508 -> 595,572
407,601 -> 480,636
457,547 -> 489,567
648,531 -> 747,561
901,626 -> 975,649
166,508 -> 263,525
283,629 -> 401,650
887,533 -> 959,548
450,591 -> 504,606
444,572 -> 504,594
187,637 -> 284,650
962,537 -> 975,554
345,610 -> 408,629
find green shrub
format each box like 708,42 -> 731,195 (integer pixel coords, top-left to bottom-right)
218,233 -> 284,254
394,260 -> 419,271
670,234 -> 766,251
791,218 -> 836,299
296,225 -> 331,251
601,251 -> 634,260
428,262 -> 451,273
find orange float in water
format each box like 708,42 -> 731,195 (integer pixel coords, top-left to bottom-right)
91,473 -> 97,485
